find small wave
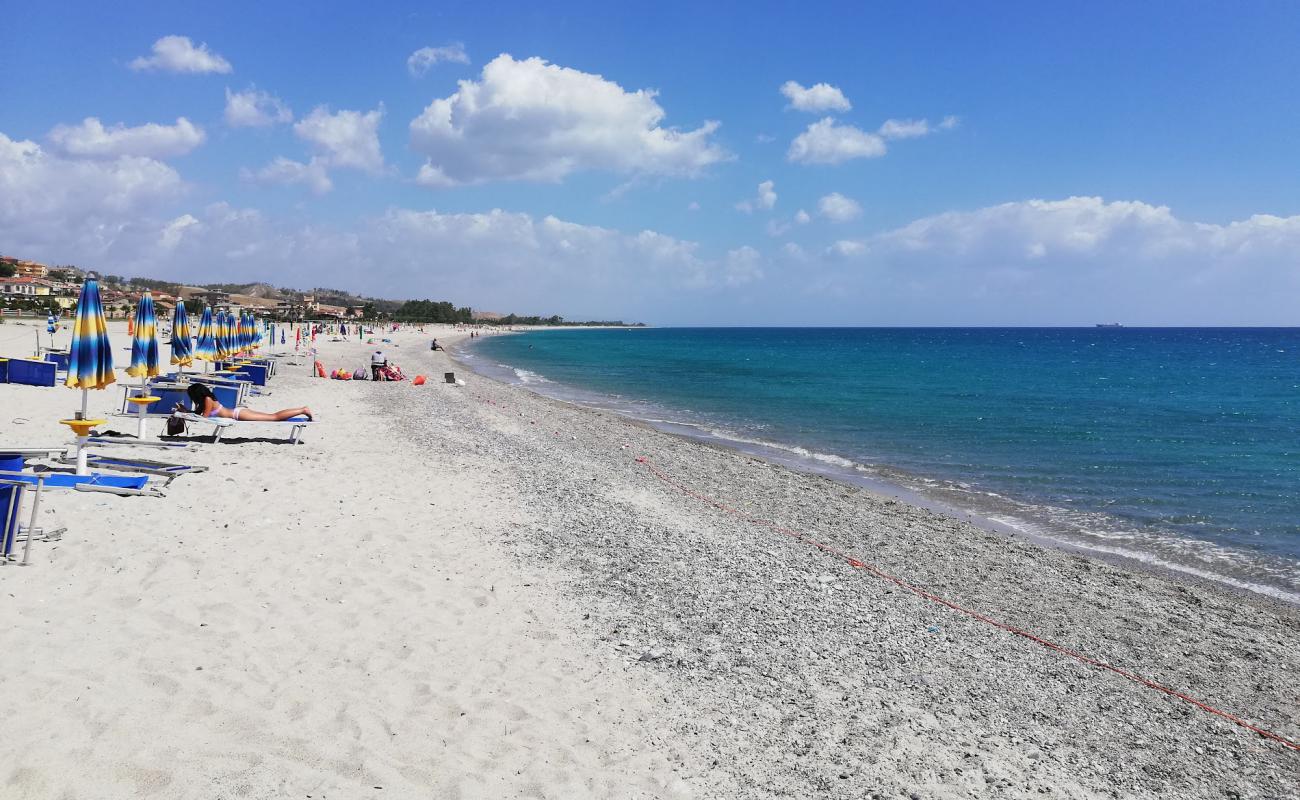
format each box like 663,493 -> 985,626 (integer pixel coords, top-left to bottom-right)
513,368 -> 550,384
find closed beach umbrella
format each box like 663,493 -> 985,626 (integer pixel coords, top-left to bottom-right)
216,310 -> 232,360
171,302 -> 193,369
252,315 -> 264,350
64,274 -> 115,473
126,292 -> 160,381
194,306 -> 217,366
126,292 -> 161,439
65,274 -> 115,396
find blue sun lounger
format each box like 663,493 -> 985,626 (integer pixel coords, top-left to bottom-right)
1,474 -> 66,565
0,453 -> 164,498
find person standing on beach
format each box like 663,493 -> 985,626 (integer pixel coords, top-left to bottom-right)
371,349 -> 386,381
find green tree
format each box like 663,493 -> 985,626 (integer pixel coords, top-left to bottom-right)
0,261 -> 15,278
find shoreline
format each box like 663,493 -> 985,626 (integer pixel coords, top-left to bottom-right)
2,321 -> 1297,797
450,333 -> 1300,609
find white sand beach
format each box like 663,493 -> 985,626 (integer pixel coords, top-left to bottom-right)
1,319 -> 1297,799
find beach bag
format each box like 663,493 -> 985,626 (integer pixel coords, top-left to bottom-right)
353,368 -> 367,380
165,414 -> 187,437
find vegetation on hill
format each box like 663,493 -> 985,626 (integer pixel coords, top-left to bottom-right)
2,261 -> 643,326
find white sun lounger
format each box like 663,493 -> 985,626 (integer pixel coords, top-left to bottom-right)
174,413 -> 315,444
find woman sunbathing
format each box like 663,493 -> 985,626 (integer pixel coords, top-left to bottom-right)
185,384 -> 313,422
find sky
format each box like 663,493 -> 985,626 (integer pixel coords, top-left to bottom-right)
3,1 -> 1300,325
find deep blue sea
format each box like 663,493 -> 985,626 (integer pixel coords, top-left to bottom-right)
462,328 -> 1300,602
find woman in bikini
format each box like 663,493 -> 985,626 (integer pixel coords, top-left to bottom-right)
185,384 -> 313,422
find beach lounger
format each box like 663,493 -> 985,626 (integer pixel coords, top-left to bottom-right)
1,474 -> 65,565
2,447 -> 200,486
173,412 -> 314,444
0,453 -> 166,498
0,470 -> 163,497
88,435 -> 192,450
61,454 -> 208,486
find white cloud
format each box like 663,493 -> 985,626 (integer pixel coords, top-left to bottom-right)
294,106 -> 385,173
878,116 -> 960,140
409,54 -> 729,186
0,131 -> 184,259
225,87 -> 293,127
780,81 -> 851,113
240,157 -> 332,194
160,214 -> 199,249
723,246 -> 764,286
788,117 -> 885,164
801,196 -> 1300,324
129,35 -> 232,74
828,239 -> 867,257
781,242 -> 807,260
878,118 -> 931,140
687,201 -> 701,211
794,209 -> 811,224
765,219 -> 791,237
736,179 -> 777,213
407,43 -> 469,76
47,117 -> 205,160
819,192 -> 862,222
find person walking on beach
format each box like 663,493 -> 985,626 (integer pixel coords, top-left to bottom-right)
371,349 -> 387,381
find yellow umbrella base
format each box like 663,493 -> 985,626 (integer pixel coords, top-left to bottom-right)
60,419 -> 106,437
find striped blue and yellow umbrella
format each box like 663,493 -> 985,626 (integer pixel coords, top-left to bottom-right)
194,306 -> 217,363
126,291 -> 161,380
213,310 -> 229,360
225,310 -> 238,357
65,274 -> 115,392
252,317 -> 264,349
171,302 -> 193,368
237,312 -> 250,353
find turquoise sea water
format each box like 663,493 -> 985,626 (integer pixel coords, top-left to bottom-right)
462,328 -> 1300,602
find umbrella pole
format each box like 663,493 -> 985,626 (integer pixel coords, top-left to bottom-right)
75,389 -> 90,475
137,375 -> 149,439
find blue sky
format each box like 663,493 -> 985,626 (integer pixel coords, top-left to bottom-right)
3,1 -> 1299,324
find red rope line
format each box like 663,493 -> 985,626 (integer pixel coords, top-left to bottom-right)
634,455 -> 1300,754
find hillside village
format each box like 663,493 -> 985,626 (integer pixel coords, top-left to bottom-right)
0,255 -> 631,326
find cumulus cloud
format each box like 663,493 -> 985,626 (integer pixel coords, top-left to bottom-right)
129,35 -> 232,74
0,131 -> 184,258
818,192 -> 862,222
47,117 -> 205,160
240,157 -> 332,194
780,80 -> 851,113
736,179 -> 777,213
794,209 -> 811,224
294,105 -> 385,173
407,43 -> 469,76
803,197 -> 1300,324
788,118 -> 885,164
225,87 -> 293,127
409,54 -> 729,186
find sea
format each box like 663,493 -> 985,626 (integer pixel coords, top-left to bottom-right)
459,327 -> 1300,603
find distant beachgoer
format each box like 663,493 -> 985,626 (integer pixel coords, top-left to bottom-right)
431,338 -> 443,351
371,350 -> 387,380
184,384 -> 312,422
